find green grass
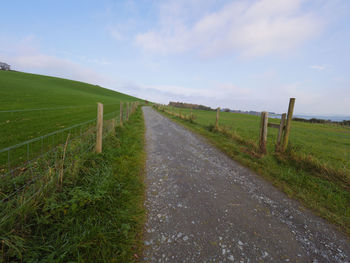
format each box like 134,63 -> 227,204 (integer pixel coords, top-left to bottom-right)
0,70 -> 141,149
0,107 -> 145,262
157,106 -> 350,235
167,107 -> 350,174
0,70 -> 142,171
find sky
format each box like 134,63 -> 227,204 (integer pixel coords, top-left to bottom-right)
1,0 -> 350,115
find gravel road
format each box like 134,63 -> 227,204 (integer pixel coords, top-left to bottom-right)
142,106 -> 350,263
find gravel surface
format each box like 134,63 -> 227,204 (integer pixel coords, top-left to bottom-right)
142,106 -> 350,263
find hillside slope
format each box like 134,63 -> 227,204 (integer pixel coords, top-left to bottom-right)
0,70 -> 141,149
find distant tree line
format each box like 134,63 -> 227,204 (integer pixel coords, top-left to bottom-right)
168,101 -> 213,111
293,117 -> 350,126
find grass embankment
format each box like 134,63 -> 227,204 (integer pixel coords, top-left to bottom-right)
156,106 -> 350,235
0,70 -> 141,149
0,107 -> 145,262
0,70 -> 142,170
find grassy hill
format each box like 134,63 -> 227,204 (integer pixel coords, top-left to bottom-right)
0,70 -> 141,149
0,71 -> 146,261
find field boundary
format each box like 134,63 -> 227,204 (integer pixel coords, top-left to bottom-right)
0,101 -> 139,203
153,105 -> 350,235
1,106 -> 146,262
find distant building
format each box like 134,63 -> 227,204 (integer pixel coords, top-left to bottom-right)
0,62 -> 10,70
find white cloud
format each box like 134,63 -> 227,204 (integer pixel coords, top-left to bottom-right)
120,79 -> 349,115
0,37 -> 112,87
310,65 -> 326,70
135,0 -> 323,57
110,29 -> 125,41
118,81 -> 256,110
11,54 -> 110,85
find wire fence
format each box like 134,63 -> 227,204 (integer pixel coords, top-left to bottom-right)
0,107 -> 127,175
0,102 -> 121,113
0,115 -> 119,177
0,101 -> 139,203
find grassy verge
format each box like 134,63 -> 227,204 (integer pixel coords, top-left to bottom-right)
0,107 -> 145,262
160,106 -> 350,174
155,107 -> 350,236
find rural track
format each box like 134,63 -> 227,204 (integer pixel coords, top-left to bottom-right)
142,106 -> 350,263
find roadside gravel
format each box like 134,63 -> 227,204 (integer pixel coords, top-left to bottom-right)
142,106 -> 350,263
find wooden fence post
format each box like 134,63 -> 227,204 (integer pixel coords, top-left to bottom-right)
215,107 -> 220,129
120,102 -> 123,127
275,113 -> 286,151
111,118 -> 116,136
282,98 -> 296,152
96,103 -> 103,153
126,103 -> 129,121
259,111 -> 268,154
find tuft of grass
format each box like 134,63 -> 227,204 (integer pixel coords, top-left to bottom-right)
156,106 -> 350,236
0,107 -> 145,262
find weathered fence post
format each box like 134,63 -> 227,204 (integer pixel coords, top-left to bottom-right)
215,107 -> 220,129
111,118 -> 116,136
120,102 -> 123,127
96,103 -> 103,153
282,98 -> 295,152
259,111 -> 268,154
126,103 -> 129,121
275,113 -> 286,151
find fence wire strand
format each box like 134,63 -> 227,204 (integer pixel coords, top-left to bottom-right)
0,102 -> 139,202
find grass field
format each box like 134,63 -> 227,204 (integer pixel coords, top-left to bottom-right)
0,70 -> 140,149
0,70 -> 142,171
157,106 -> 350,235
1,107 -> 146,262
169,107 -> 350,174
0,71 -> 146,261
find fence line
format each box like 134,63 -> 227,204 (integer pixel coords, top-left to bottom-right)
0,102 -> 121,113
0,102 -> 138,177
154,98 -> 296,155
0,101 -> 140,202
0,118 -> 97,177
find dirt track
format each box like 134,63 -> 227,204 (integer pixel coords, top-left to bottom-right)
142,106 -> 350,263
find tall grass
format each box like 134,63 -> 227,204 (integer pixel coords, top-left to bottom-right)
0,107 -> 145,262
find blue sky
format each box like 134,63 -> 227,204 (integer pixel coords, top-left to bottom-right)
1,0 -> 350,115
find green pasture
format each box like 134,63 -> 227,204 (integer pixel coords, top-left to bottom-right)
171,107 -> 350,173
0,70 -> 140,148
1,107 -> 146,262
0,70 -> 142,170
